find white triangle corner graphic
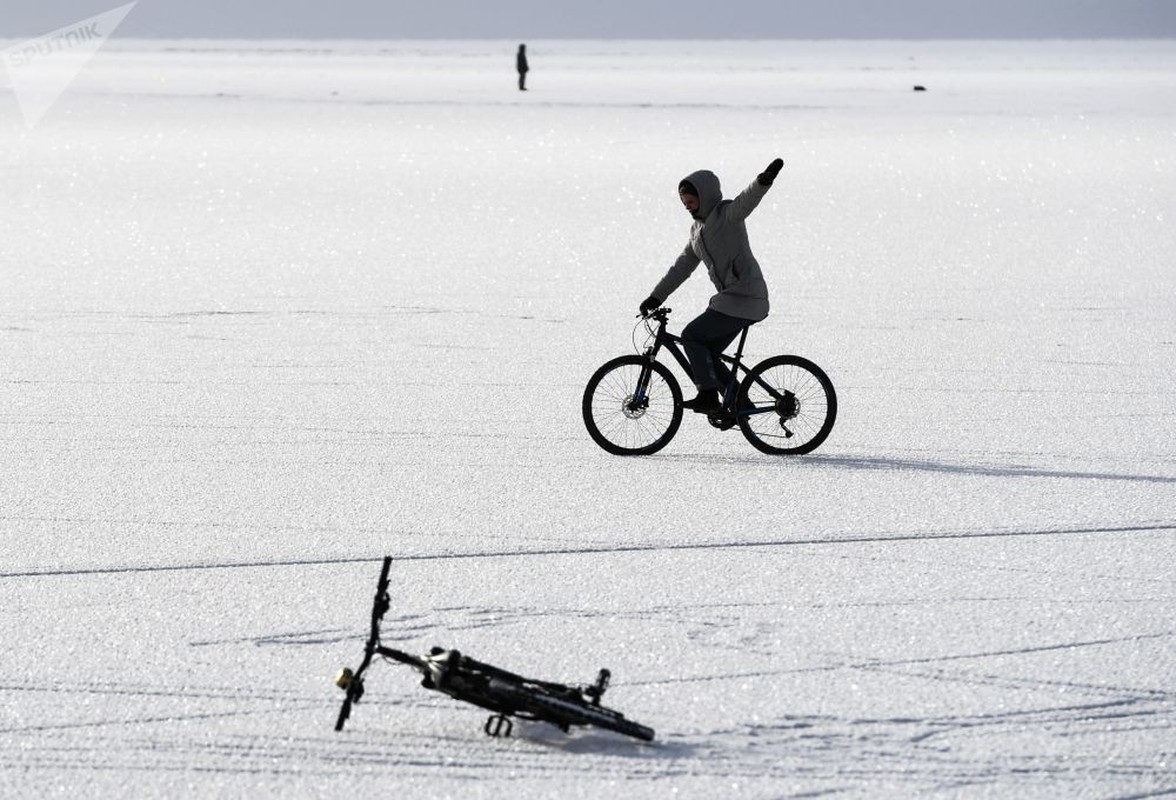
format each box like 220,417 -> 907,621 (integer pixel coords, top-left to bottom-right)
2,2 -> 138,131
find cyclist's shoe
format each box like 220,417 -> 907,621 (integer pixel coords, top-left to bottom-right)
682,390 -> 721,414
707,412 -> 737,431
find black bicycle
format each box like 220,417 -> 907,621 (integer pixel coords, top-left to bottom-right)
335,557 -> 655,742
582,308 -> 837,456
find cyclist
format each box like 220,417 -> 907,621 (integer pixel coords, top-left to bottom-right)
639,157 -> 783,414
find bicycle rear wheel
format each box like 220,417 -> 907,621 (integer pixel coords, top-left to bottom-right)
737,355 -> 836,455
534,693 -> 655,741
582,355 -> 683,456
492,680 -> 655,741
576,702 -> 655,742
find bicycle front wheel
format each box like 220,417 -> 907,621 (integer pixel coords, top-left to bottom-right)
737,355 -> 837,455
582,355 -> 683,456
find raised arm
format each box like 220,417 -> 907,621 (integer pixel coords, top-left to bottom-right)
727,158 -> 783,221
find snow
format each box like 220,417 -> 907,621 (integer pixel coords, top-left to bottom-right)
2,38 -> 1174,798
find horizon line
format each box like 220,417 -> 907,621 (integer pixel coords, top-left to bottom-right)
4,33 -> 1176,43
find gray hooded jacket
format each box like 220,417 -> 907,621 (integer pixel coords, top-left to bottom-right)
651,169 -> 771,322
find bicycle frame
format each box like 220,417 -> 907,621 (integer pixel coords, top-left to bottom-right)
634,311 -> 781,420
381,647 -> 613,738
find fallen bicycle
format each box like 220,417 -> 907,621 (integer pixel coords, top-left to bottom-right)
334,557 -> 655,742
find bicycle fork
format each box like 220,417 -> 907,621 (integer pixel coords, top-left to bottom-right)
626,348 -> 660,413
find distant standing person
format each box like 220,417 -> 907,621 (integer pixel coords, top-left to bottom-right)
517,43 -> 529,91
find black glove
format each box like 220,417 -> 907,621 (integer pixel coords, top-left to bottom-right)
639,295 -> 661,315
757,157 -> 784,186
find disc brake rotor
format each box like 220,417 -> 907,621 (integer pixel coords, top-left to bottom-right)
623,394 -> 647,419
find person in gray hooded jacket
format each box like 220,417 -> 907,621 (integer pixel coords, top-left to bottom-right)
639,158 -> 784,414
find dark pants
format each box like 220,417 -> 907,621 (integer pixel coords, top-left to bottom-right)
518,71 -> 527,90
681,308 -> 751,392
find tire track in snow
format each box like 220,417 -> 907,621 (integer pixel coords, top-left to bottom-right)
4,522 -> 1175,579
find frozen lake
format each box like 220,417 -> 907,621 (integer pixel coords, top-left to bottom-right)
2,38 -> 1175,798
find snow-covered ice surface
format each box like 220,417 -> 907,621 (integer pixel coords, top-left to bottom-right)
2,38 -> 1175,797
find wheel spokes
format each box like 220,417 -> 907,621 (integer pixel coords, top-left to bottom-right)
589,364 -> 677,451
738,360 -> 834,453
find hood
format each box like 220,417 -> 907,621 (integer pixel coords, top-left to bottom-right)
681,169 -> 722,220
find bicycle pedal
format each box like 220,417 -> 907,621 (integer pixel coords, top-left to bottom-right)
707,412 -> 737,431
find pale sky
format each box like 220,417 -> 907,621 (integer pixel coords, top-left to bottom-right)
4,0 -> 1176,39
